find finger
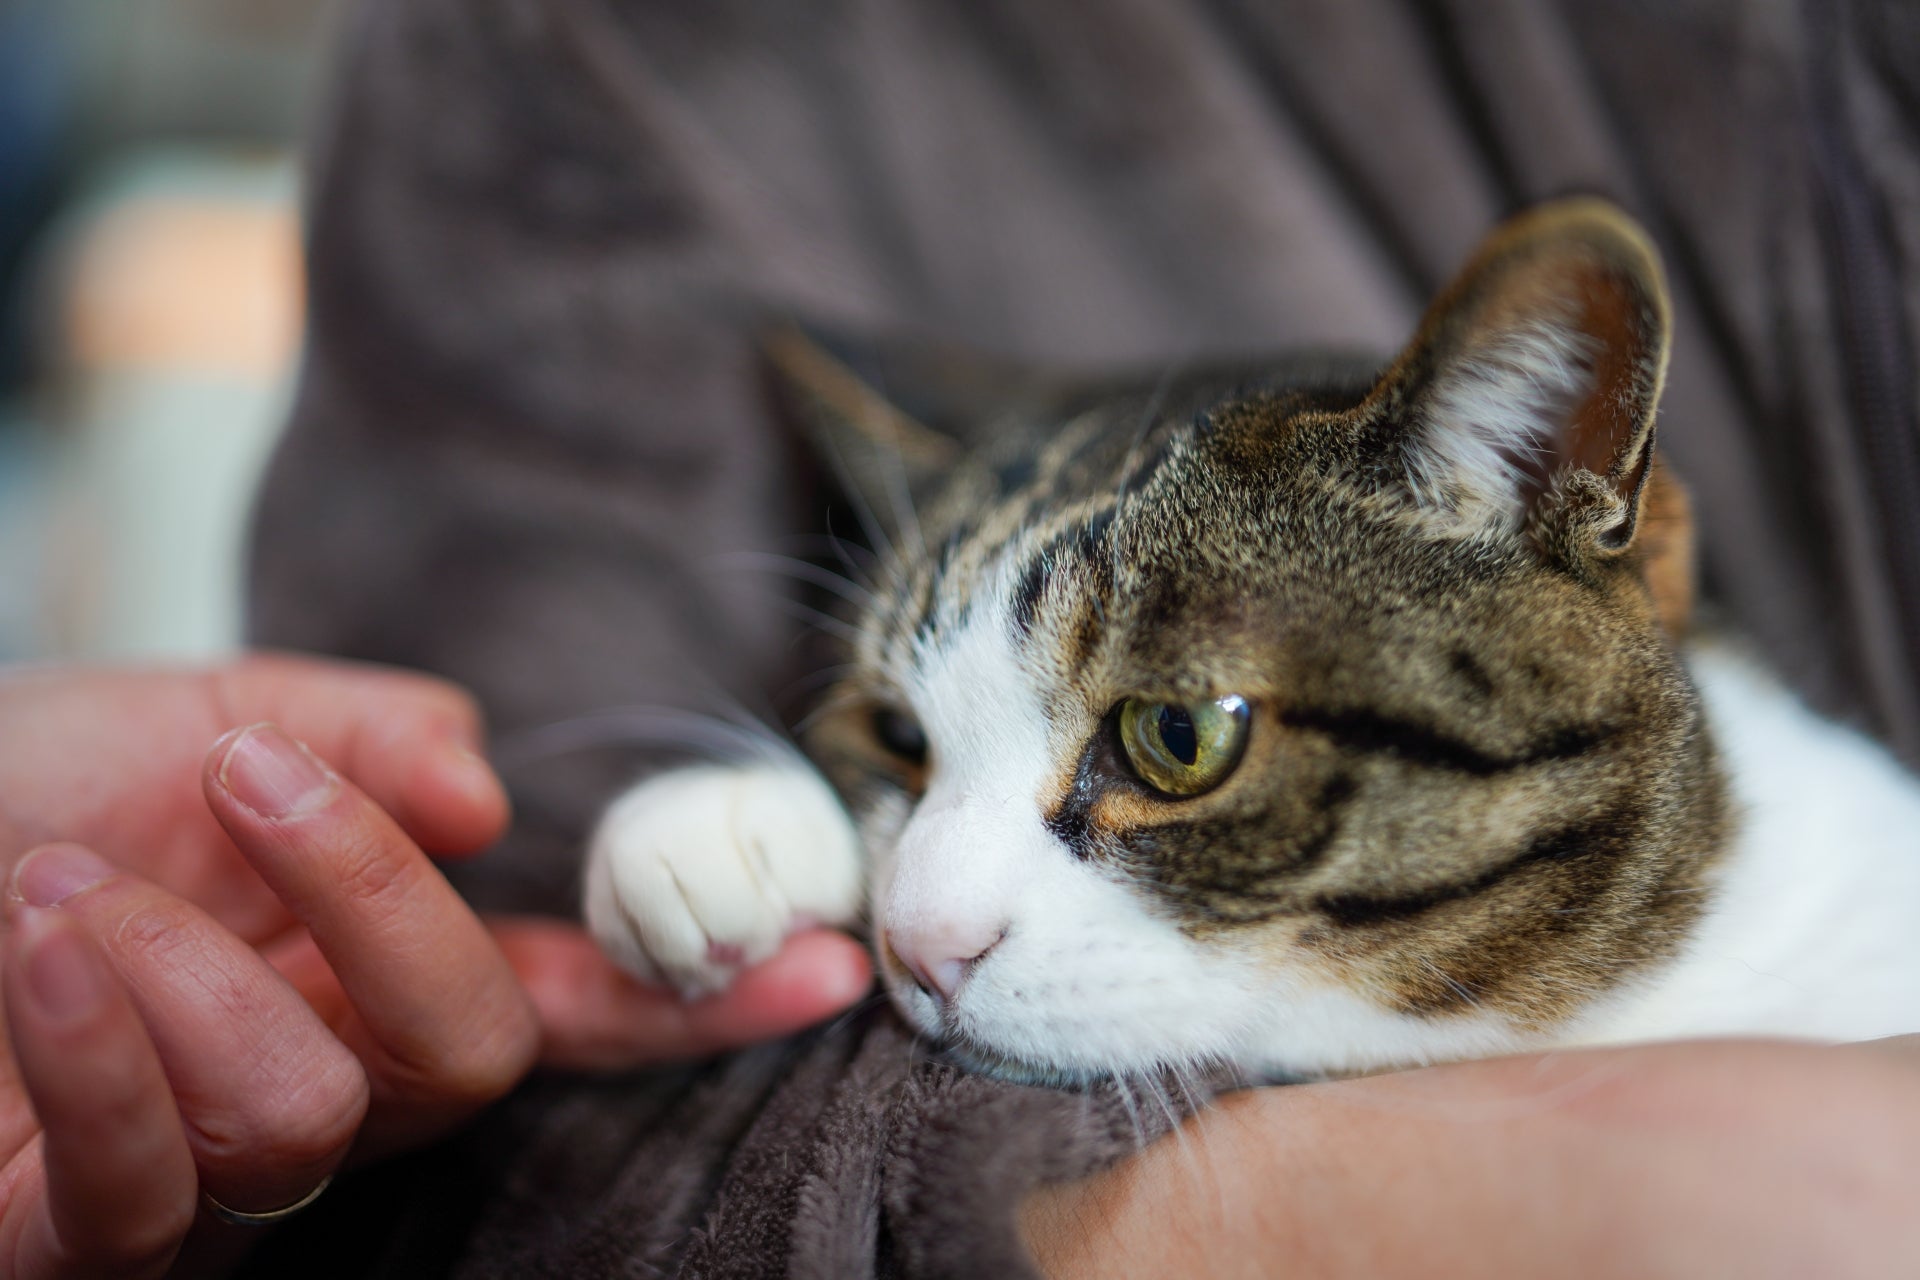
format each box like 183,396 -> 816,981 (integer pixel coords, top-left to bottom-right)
1854,1034 -> 1920,1069
0,1015 -> 42,1172
204,725 -> 538,1148
2,908 -> 196,1279
489,920 -> 874,1071
9,844 -> 367,1215
205,654 -> 510,856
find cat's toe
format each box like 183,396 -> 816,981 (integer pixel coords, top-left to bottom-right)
584,761 -> 863,996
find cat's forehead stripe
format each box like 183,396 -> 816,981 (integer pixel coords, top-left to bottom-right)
875,390 -> 1200,660
1007,506 -> 1116,645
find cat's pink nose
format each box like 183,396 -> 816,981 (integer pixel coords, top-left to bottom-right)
886,919 -> 1006,1007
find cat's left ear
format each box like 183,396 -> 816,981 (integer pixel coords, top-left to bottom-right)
1364,198 -> 1671,552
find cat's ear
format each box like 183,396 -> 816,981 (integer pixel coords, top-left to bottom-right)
763,325 -> 963,525
764,325 -> 1067,531
1365,198 -> 1672,552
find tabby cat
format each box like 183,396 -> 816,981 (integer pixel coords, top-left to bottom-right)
584,200 -> 1920,1084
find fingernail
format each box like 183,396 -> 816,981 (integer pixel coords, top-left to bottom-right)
12,844 -> 114,908
220,723 -> 338,819
448,744 -> 496,787
18,910 -> 107,1025
446,744 -> 509,805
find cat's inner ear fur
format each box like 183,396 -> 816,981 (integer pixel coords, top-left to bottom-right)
1364,198 -> 1673,552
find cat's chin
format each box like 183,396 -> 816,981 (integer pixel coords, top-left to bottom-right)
928,1036 -> 1112,1089
886,984 -> 1153,1086
927,1030 -> 1313,1096
888,963 -> 1567,1084
883,976 -> 1194,1087
908,998 -> 1251,1088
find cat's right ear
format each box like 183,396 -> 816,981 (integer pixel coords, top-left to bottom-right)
763,325 -> 962,517
764,325 -> 1076,539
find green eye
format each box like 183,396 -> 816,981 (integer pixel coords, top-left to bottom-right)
1117,695 -> 1251,797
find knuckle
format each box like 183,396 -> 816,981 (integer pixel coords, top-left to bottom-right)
387,671 -> 485,743
449,1015 -> 541,1104
105,1196 -> 198,1273
192,1043 -> 369,1171
108,899 -> 178,952
394,995 -> 539,1109
329,827 -> 426,918
108,899 -> 201,969
74,1205 -> 194,1276
276,1046 -> 373,1163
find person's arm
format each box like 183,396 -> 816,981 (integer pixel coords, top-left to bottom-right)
1022,1037 -> 1920,1278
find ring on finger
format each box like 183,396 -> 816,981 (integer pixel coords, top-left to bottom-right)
200,1173 -> 334,1227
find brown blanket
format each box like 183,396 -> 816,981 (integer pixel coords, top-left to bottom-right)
245,0 -> 1920,1274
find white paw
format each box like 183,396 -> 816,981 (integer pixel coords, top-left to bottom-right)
583,761 -> 864,996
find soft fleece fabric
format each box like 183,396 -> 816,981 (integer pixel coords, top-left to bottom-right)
246,1 -> 1920,1274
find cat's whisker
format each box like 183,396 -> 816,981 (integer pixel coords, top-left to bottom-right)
1111,359 -> 1180,517
1159,1062 -> 1231,1222
867,400 -> 931,567
1168,1062 -> 1216,1121
1138,1073 -> 1197,1193
1070,1085 -> 1098,1166
701,684 -> 810,742
775,663 -> 860,706
823,989 -> 891,1040
1415,956 -> 1484,1010
774,531 -> 882,576
812,426 -> 901,571
491,705 -> 794,772
798,519 -> 892,603
708,550 -> 878,608
766,596 -> 866,647
1112,1076 -> 1150,1151
1140,1071 -> 1195,1169
793,688 -> 865,736
1142,1071 -> 1178,1131
902,1023 -> 936,1078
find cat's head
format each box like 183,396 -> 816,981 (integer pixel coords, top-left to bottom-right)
792,200 -> 1727,1083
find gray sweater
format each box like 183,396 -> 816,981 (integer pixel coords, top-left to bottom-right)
246,1 -> 1920,1274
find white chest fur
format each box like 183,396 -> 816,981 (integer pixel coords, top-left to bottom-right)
1572,645 -> 1920,1048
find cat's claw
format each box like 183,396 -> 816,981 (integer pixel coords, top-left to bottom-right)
583,761 -> 864,997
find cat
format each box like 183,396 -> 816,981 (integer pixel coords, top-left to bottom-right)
583,199 -> 1920,1085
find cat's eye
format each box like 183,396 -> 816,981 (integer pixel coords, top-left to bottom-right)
872,707 -> 929,767
1117,695 -> 1250,797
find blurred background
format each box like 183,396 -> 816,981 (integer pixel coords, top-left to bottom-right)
0,0 -> 343,663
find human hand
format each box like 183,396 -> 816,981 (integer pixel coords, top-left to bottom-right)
1020,1037 -> 1920,1278
0,655 -> 871,1276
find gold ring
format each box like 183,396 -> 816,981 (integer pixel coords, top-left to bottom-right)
200,1173 -> 333,1227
